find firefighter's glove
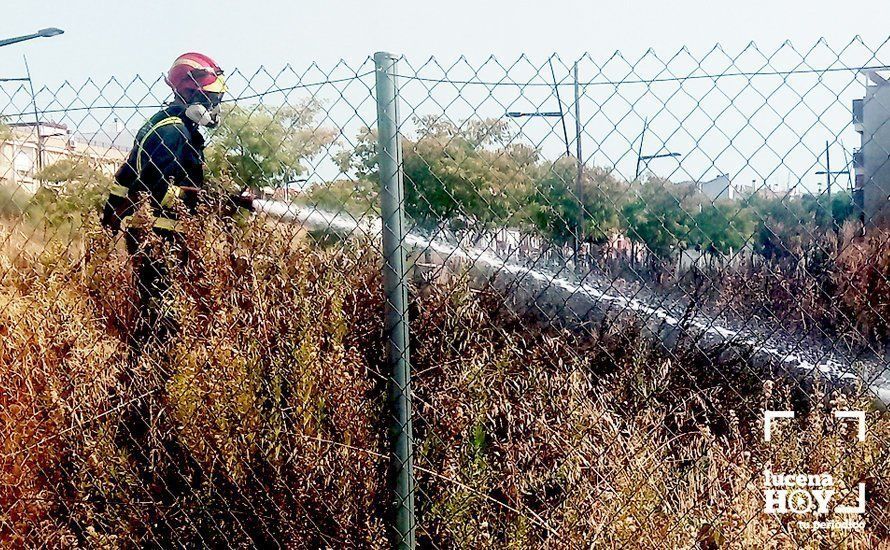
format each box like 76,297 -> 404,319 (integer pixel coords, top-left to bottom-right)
101,195 -> 126,234
229,192 -> 256,212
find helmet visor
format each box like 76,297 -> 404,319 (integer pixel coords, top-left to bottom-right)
188,68 -> 227,94
201,73 -> 227,93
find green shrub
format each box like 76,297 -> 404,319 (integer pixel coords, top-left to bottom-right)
26,158 -> 112,230
0,184 -> 29,218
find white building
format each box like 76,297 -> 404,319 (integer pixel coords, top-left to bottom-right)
0,121 -> 128,195
679,174 -> 737,201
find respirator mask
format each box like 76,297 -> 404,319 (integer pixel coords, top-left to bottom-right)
185,91 -> 223,128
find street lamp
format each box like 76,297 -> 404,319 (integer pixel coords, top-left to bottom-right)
38,28 -> 64,37
814,141 -> 850,238
634,118 -> 683,180
506,111 -> 563,118
507,59 -> 587,272
0,28 -> 65,184
814,141 -> 849,202
640,152 -> 682,161
0,28 -> 65,48
635,152 -> 682,180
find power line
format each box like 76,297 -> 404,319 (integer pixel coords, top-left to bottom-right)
395,64 -> 890,88
0,70 -> 376,118
0,64 -> 883,121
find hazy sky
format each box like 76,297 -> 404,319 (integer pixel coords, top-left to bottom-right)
2,0 -> 890,84
3,1 -> 890,189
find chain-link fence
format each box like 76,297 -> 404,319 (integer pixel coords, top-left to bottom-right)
1,38 -> 889,548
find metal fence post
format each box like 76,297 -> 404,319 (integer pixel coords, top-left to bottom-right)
374,50 -> 416,549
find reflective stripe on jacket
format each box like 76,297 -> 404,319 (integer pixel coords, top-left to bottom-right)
101,105 -> 205,232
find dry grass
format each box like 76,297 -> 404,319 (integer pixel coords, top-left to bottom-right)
679,228 -> 890,355
0,213 -> 887,548
837,230 -> 890,345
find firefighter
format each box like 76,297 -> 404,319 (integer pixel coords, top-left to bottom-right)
100,55 -> 255,532
101,52 -> 253,349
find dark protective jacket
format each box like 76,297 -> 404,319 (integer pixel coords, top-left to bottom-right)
101,104 -> 205,232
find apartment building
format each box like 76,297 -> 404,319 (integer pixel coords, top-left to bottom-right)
852,71 -> 890,229
0,121 -> 128,195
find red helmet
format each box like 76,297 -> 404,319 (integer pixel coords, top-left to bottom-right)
166,52 -> 227,99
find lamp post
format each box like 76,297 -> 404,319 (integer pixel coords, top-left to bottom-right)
573,61 -> 583,274
638,152 -> 682,175
0,28 -> 64,48
0,28 -> 65,182
506,111 -> 563,118
814,141 -> 849,236
508,61 -> 586,271
814,141 -> 847,203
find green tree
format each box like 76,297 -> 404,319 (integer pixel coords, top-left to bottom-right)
29,157 -> 112,227
338,118 -> 538,229
0,119 -> 11,142
335,126 -> 378,181
689,202 -> 754,255
523,158 -> 625,245
800,190 -> 855,232
205,101 -> 336,192
402,117 -> 537,228
306,178 -> 378,216
744,192 -> 813,262
621,178 -> 698,260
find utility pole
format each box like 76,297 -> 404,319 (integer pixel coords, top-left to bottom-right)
826,141 -> 832,203
23,56 -> 42,179
573,61 -> 583,272
635,118 -> 647,181
815,140 -> 848,235
548,58 -> 571,158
